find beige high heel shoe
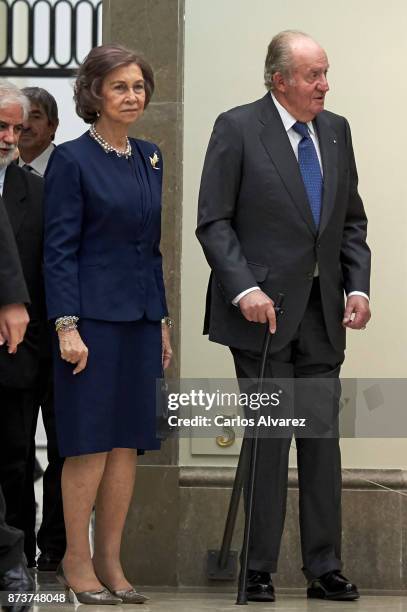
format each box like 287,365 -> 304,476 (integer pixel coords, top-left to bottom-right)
56,563 -> 122,605
97,577 -> 149,604
106,587 -> 149,604
94,571 -> 149,604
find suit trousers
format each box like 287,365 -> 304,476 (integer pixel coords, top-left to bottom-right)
0,485 -> 24,573
231,278 -> 345,580
35,369 -> 66,558
1,370 -> 65,566
21,362 -> 65,564
0,385 -> 36,563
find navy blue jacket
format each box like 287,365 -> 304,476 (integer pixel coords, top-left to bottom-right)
44,132 -> 168,321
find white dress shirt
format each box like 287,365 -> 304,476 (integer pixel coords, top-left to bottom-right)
233,93 -> 368,305
19,142 -> 54,177
0,165 -> 6,196
271,92 -> 323,170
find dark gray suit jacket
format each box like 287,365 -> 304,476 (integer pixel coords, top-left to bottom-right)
0,191 -> 29,308
196,93 -> 371,353
0,164 -> 45,388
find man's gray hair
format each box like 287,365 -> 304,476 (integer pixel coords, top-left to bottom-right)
0,79 -> 30,120
264,30 -> 312,91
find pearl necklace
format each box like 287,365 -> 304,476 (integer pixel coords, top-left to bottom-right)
89,124 -> 132,159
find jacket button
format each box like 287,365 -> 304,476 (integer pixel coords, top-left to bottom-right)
307,272 -> 314,280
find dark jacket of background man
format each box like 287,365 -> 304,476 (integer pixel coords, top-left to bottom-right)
0,164 -> 44,387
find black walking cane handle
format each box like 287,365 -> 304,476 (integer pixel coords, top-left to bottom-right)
258,293 -> 285,384
274,292 -> 285,317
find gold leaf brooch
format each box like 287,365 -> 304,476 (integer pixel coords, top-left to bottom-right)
149,151 -> 160,170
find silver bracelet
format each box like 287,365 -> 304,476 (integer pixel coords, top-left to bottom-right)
55,316 -> 79,333
161,317 -> 173,328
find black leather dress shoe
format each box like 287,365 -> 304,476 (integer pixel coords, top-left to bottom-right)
307,570 -> 359,601
36,553 -> 62,572
246,570 -> 275,602
0,558 -> 35,611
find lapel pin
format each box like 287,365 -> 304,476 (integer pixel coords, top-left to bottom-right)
333,138 -> 337,144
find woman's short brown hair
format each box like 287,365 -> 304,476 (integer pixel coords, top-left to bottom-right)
74,43 -> 155,124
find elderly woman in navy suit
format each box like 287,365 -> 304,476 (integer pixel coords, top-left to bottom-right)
43,44 -> 172,605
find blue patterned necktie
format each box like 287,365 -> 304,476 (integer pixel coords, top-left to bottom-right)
292,121 -> 322,229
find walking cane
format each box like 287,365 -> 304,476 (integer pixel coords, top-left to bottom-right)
206,294 -> 285,600
236,292 -> 285,604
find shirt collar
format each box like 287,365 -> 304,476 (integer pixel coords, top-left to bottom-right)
0,165 -> 6,196
270,92 -> 315,136
19,142 -> 54,176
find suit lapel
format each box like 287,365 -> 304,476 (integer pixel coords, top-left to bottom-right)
314,112 -> 338,236
258,94 -> 316,237
3,164 -> 28,237
132,139 -> 162,199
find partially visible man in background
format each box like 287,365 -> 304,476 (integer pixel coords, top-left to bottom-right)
17,86 -> 65,571
0,80 -> 35,612
18,87 -> 58,176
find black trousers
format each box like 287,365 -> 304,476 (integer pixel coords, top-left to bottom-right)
23,364 -> 65,562
0,385 -> 36,564
231,279 -> 344,580
0,485 -> 24,574
34,371 -> 66,558
0,376 -> 65,566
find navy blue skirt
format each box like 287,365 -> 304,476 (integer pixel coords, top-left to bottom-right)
52,318 -> 162,457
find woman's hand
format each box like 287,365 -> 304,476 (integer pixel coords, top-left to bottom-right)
58,329 -> 89,374
162,324 -> 173,370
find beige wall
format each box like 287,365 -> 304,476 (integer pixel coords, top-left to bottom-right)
180,0 -> 407,468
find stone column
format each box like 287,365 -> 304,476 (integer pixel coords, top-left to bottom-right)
102,0 -> 184,585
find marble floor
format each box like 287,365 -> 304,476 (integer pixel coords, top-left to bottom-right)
27,572 -> 407,612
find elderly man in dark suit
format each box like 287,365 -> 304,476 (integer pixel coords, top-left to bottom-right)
0,79 -> 45,574
197,31 -> 370,602
0,81 -> 35,612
